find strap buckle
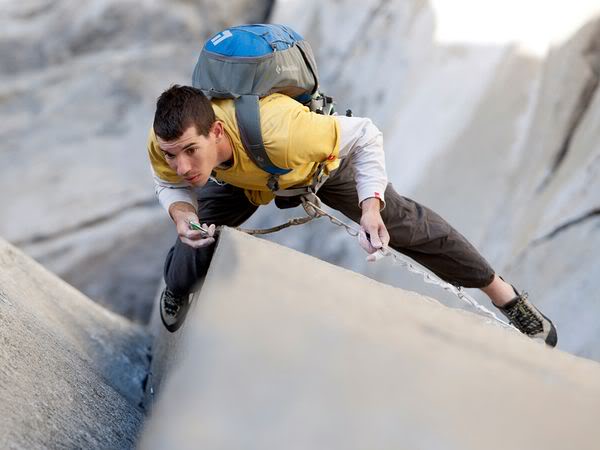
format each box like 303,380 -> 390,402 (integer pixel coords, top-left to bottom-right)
267,175 -> 280,192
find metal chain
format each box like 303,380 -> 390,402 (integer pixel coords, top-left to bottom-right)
301,200 -> 515,329
239,195 -> 515,329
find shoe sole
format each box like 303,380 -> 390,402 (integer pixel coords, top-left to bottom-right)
540,311 -> 558,347
160,296 -> 191,333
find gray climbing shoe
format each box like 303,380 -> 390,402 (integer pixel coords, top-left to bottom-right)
159,288 -> 191,333
498,289 -> 557,347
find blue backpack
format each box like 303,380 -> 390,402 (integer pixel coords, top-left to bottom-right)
192,24 -> 335,191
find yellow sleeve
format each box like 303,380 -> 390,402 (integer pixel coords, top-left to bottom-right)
147,127 -> 182,183
285,102 -> 341,168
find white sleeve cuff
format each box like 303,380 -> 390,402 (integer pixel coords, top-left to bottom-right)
153,173 -> 198,214
157,187 -> 198,213
357,183 -> 387,210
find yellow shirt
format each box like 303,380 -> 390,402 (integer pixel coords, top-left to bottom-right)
148,93 -> 341,205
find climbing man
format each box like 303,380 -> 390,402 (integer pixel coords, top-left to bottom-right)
147,84 -> 557,346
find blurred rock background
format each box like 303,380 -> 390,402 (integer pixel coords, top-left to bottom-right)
1,0 -> 599,359
0,0 -> 273,322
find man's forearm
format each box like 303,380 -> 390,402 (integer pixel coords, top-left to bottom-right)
168,201 -> 197,223
153,173 -> 199,214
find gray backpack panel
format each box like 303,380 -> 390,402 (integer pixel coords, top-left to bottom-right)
193,41 -> 319,100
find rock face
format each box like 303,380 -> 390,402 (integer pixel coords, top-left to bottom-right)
243,0 -> 600,360
0,237 -> 150,449
2,0 -> 598,361
140,228 -> 600,450
0,0 -> 272,323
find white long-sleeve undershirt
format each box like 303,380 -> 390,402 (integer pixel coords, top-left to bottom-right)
152,114 -> 388,213
152,173 -> 198,213
336,115 -> 387,207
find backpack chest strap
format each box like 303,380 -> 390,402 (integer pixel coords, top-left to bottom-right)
234,95 -> 291,191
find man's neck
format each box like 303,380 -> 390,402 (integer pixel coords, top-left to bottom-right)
216,130 -> 234,168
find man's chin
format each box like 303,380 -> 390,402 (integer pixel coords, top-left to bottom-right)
187,177 -> 207,187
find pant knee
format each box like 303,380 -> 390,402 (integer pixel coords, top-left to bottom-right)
163,240 -> 214,295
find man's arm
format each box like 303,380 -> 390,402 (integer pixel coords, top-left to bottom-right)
336,115 -> 390,255
337,115 -> 388,208
153,173 -> 214,248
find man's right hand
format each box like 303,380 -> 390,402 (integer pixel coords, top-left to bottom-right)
169,202 -> 216,249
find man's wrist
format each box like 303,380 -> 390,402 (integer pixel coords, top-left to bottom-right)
168,201 -> 197,222
361,197 -> 382,213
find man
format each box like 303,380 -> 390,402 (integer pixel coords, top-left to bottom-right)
148,85 -> 557,346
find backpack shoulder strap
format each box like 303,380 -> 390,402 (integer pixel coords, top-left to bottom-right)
234,95 -> 291,190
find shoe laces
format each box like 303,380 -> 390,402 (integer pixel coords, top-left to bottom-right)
503,293 -> 544,335
163,290 -> 185,316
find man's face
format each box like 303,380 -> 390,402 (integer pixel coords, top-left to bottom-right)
157,125 -> 219,187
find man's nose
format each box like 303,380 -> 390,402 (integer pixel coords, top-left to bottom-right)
176,157 -> 191,177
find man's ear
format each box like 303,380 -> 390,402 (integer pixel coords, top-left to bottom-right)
210,121 -> 225,140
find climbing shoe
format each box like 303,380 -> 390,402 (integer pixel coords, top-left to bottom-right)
159,288 -> 191,333
498,289 -> 557,347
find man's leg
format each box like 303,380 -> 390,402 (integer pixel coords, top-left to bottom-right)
317,159 -> 557,346
163,181 -> 258,296
318,159 -> 495,288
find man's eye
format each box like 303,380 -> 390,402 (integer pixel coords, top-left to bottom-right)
186,148 -> 197,155
164,153 -> 175,160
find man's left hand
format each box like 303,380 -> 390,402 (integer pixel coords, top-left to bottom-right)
359,197 -> 390,260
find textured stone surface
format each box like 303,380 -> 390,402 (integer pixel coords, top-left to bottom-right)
0,237 -> 151,449
140,228 -> 600,450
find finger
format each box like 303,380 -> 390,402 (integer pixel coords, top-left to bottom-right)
368,226 -> 383,249
207,224 -> 216,237
180,236 -> 215,249
200,223 -> 216,238
380,225 -> 391,248
358,228 -> 370,252
366,250 -> 386,263
182,229 -> 208,240
358,228 -> 377,254
195,237 -> 215,248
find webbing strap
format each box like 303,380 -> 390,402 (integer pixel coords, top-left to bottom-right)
234,95 -> 292,179
273,162 -> 329,198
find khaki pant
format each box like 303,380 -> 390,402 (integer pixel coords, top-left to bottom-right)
164,157 -> 495,295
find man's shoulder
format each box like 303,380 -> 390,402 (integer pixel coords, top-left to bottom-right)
211,93 -> 305,115
211,98 -> 234,118
259,93 -> 305,111
259,94 -> 309,127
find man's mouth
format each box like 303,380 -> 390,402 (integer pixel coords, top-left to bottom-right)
186,174 -> 201,183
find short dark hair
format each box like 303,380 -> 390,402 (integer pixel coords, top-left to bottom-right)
153,85 -> 216,141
